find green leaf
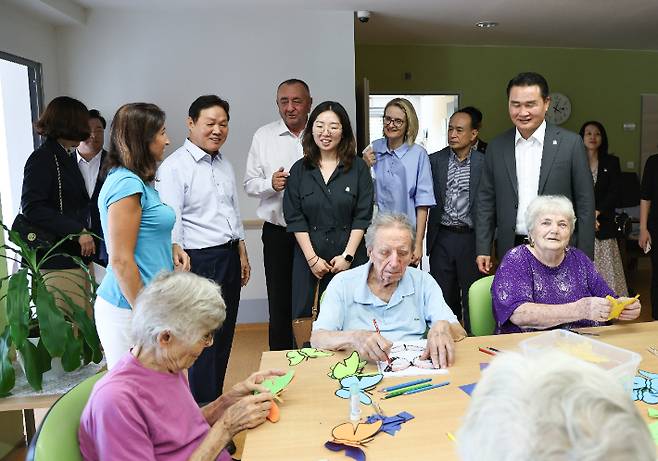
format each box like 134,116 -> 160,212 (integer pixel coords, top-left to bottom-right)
36,338 -> 52,373
35,285 -> 67,357
300,347 -> 333,358
6,268 -> 29,349
18,340 -> 43,391
61,331 -> 81,372
328,351 -> 365,380
81,339 -> 92,365
69,303 -> 102,363
0,327 -> 15,396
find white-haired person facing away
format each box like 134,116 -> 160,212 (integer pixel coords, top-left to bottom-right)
79,272 -> 284,461
311,212 -> 466,369
492,195 -> 641,334
458,351 -> 655,461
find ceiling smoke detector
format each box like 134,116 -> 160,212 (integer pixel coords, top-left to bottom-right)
475,21 -> 499,29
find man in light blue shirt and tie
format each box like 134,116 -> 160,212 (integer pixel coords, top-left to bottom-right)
156,95 -> 251,404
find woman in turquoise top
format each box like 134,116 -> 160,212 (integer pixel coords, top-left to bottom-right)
95,103 -> 190,368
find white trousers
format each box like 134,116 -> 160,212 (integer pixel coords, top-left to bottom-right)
94,296 -> 133,369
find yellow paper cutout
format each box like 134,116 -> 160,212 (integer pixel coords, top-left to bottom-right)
606,294 -> 640,320
555,340 -> 608,364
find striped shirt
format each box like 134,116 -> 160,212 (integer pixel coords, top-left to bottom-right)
441,149 -> 472,227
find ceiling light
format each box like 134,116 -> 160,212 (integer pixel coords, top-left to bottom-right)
475,21 -> 499,29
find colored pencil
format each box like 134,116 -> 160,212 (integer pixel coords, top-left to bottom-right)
403,381 -> 450,395
372,318 -> 392,365
487,347 -> 501,353
478,347 -> 496,356
446,432 -> 458,443
381,378 -> 432,393
383,382 -> 432,399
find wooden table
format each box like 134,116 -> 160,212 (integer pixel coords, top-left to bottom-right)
0,362 -> 105,443
242,322 -> 658,460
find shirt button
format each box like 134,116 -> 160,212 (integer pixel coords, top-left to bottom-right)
313,226 -> 317,231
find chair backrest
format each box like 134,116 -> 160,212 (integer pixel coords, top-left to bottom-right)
468,275 -> 496,336
27,371 -> 106,461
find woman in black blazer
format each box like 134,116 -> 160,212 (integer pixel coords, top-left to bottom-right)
20,96 -> 95,308
580,121 -> 628,295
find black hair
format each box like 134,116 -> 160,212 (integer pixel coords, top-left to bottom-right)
579,120 -> 609,156
88,109 -> 106,129
506,72 -> 550,100
455,106 -> 483,130
188,95 -> 230,122
277,79 -> 310,94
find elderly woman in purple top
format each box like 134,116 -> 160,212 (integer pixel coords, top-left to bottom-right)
363,98 -> 436,266
492,195 -> 641,334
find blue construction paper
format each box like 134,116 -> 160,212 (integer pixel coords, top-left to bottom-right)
459,383 -> 477,396
365,411 -> 415,435
325,441 -> 366,461
480,363 -> 489,371
633,370 -> 658,404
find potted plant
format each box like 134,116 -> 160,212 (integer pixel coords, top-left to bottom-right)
0,222 -> 103,396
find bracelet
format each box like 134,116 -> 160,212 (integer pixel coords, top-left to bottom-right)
310,256 -> 320,268
306,254 -> 318,262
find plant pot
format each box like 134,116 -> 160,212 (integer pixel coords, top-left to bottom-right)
17,338 -> 68,382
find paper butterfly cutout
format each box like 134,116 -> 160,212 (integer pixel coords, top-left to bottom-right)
633,369 -> 658,404
332,419 -> 383,447
328,351 -> 367,380
259,369 -> 295,422
606,294 -> 639,320
334,374 -> 383,405
286,347 -> 333,366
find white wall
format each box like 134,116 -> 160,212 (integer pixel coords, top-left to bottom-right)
56,6 -> 356,322
0,1 -> 60,101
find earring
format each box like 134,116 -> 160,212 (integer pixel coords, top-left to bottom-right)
527,235 -> 535,247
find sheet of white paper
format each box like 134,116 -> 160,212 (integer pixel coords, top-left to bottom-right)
377,339 -> 450,377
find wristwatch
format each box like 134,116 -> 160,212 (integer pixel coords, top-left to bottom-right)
342,252 -> 354,263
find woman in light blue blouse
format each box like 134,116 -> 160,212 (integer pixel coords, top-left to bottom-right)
363,98 -> 435,266
95,103 -> 190,368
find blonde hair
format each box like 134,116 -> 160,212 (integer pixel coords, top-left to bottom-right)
384,98 -> 419,146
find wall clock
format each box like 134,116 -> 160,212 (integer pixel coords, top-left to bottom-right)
545,92 -> 571,125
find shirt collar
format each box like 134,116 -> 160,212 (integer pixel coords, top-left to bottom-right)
354,262 -> 416,309
449,146 -> 473,163
76,149 -> 102,164
515,120 -> 546,146
276,118 -> 304,139
184,138 -> 221,162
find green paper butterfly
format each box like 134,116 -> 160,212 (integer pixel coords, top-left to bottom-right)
328,351 -> 367,380
260,369 -> 295,396
287,348 -> 334,366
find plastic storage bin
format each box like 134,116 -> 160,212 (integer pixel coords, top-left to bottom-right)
519,329 -> 641,392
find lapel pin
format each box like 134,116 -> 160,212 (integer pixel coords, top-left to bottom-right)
552,140 -> 558,145
345,186 -> 351,192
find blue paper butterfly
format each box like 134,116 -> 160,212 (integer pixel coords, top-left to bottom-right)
335,374 -> 383,405
633,369 -> 658,404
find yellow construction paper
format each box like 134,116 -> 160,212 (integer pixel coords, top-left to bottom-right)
555,340 -> 608,364
606,294 -> 640,320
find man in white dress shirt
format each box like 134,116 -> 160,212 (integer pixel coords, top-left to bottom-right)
475,72 -> 594,273
75,109 -> 107,266
156,95 -> 251,403
244,79 -> 312,350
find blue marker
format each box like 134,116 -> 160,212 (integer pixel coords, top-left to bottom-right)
404,381 -> 450,395
381,378 -> 432,393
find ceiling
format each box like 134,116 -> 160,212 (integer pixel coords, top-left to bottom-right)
10,0 -> 658,50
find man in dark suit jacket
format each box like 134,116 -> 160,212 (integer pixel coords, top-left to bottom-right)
427,109 -> 485,333
74,109 -> 108,266
475,72 -> 595,274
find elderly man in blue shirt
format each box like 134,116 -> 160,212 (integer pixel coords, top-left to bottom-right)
311,213 -> 466,368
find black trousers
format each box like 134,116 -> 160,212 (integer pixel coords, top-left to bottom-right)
429,227 -> 482,334
186,245 -> 241,404
262,222 -> 295,351
651,243 -> 658,320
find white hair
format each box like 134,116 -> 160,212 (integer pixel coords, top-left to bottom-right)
364,212 -> 415,250
525,195 -> 577,236
458,351 -> 655,461
131,271 -> 226,347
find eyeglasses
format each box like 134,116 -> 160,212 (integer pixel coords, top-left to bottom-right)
383,116 -> 405,127
313,123 -> 342,135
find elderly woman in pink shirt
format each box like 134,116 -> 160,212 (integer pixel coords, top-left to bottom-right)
79,271 -> 283,461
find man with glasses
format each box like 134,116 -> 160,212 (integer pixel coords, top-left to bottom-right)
244,79 -> 312,351
75,109 -> 108,266
426,108 -> 485,334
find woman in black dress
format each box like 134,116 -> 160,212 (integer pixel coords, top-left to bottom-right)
579,120 -> 628,296
284,101 -> 373,319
